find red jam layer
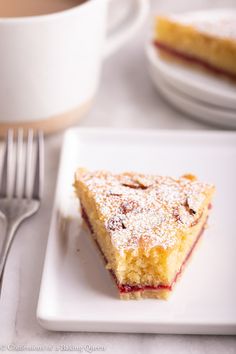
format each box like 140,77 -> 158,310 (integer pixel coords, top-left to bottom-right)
154,40 -> 236,81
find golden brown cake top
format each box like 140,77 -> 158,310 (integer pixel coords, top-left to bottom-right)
160,10 -> 236,41
75,169 -> 215,253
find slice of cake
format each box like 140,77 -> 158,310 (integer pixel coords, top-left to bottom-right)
74,169 -> 215,300
154,10 -> 236,81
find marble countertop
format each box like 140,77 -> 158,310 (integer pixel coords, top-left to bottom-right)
1,0 -> 236,353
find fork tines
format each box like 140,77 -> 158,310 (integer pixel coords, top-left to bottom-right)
0,130 -> 44,200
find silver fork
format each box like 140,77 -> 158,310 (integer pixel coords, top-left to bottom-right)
0,129 -> 44,296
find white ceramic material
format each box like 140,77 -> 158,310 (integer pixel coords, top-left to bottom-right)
153,74 -> 236,129
146,44 -> 236,110
147,44 -> 236,128
37,127 -> 236,334
0,0 -> 148,125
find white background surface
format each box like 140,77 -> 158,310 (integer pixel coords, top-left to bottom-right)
1,0 -> 236,353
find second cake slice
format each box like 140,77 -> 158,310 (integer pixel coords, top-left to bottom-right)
154,10 -> 236,81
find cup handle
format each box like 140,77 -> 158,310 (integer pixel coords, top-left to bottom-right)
104,0 -> 149,58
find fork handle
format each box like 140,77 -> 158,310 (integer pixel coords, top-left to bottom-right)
0,220 -> 19,294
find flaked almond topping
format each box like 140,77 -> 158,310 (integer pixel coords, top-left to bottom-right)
75,169 -> 214,251
107,215 -> 126,231
133,176 -> 154,189
174,205 -> 193,225
121,182 -> 145,189
120,174 -> 150,190
173,205 -> 196,226
108,192 -> 122,196
185,197 -> 197,215
173,208 -> 181,221
182,174 -> 197,182
119,200 -> 139,214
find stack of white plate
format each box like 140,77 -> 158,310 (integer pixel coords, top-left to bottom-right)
146,44 -> 236,128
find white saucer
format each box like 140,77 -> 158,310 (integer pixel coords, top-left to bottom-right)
154,74 -> 236,128
147,45 -> 236,128
147,44 -> 236,111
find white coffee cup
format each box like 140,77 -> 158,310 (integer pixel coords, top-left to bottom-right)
0,0 -> 148,135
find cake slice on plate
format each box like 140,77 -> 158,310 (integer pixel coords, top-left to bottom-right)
154,9 -> 236,81
74,169 -> 215,300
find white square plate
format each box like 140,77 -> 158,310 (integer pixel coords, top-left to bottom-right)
37,128 -> 236,334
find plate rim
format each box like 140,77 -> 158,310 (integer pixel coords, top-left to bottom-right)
37,127 -> 236,334
152,73 -> 236,128
147,44 -> 236,128
146,44 -> 236,110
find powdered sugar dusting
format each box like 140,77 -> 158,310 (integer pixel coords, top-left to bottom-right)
75,169 -> 214,253
170,10 -> 236,40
